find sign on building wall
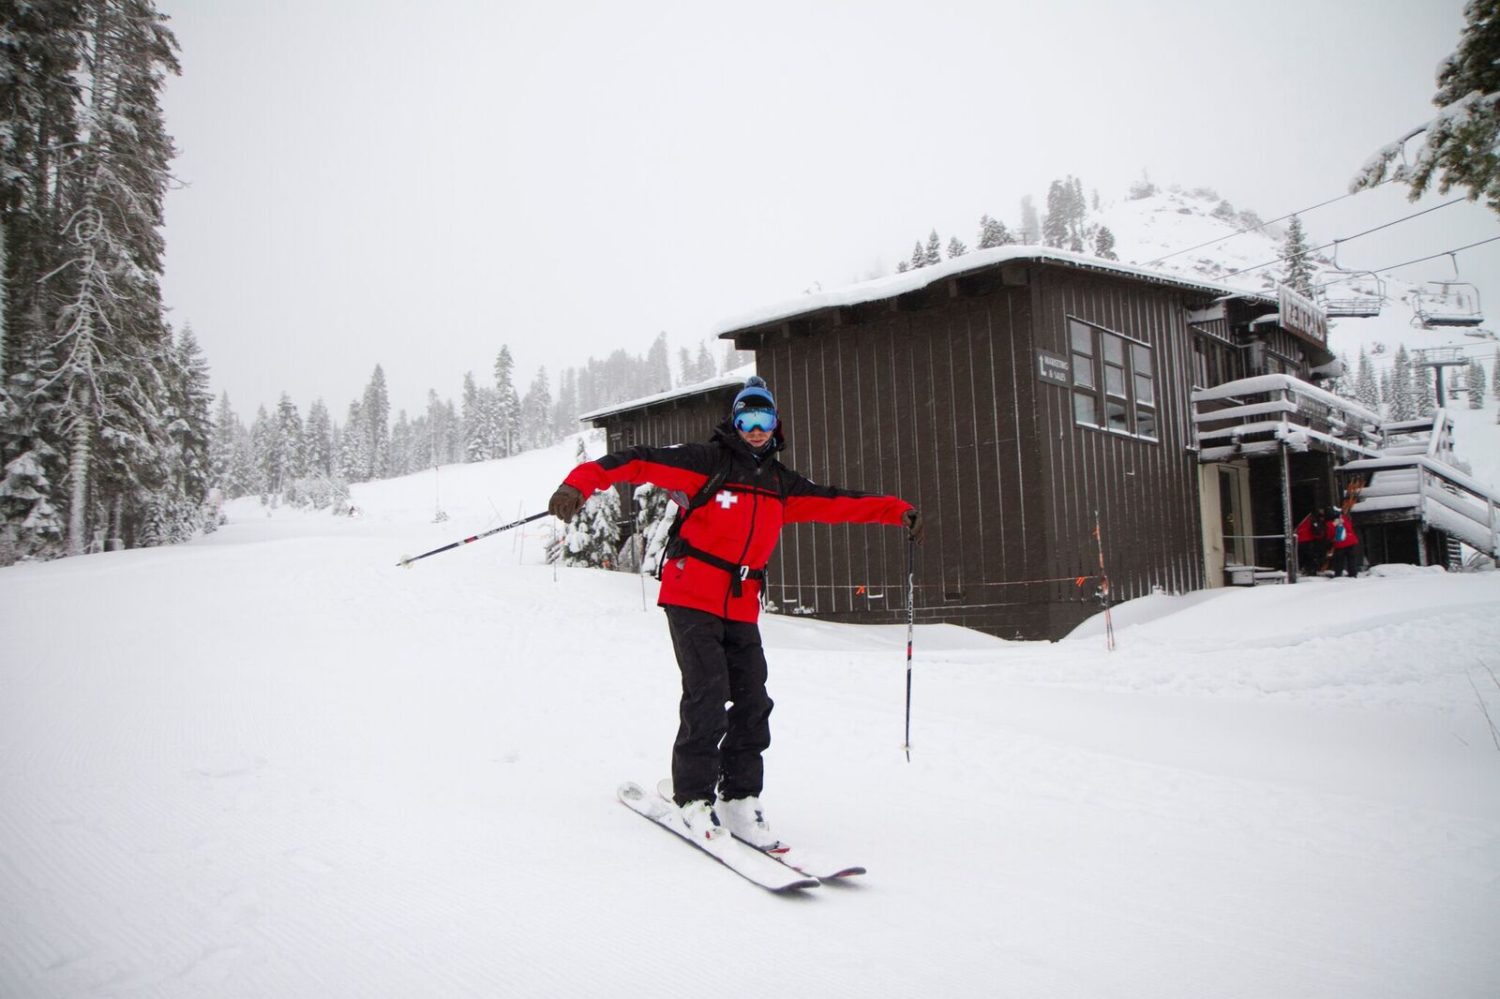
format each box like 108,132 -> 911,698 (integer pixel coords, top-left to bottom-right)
1278,285 -> 1328,344
1037,349 -> 1070,386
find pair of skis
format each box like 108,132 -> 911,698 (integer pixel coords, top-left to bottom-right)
617,781 -> 864,893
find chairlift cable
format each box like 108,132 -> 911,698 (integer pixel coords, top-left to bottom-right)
1146,180 -> 1391,265
1221,197 -> 1469,279
1311,234 -> 1500,289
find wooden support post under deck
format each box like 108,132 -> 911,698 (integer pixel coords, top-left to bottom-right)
1281,439 -> 1297,583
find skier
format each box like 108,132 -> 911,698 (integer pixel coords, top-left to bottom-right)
1294,508 -> 1329,576
1326,506 -> 1361,578
547,376 -> 923,848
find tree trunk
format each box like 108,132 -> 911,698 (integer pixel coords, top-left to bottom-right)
67,406 -> 91,556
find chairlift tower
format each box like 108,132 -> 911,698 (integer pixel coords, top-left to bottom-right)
1413,346 -> 1472,407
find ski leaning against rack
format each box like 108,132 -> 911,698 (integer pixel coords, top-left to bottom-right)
653,780 -> 865,881
616,782 -> 818,893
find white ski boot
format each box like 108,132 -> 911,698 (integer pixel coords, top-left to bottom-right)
717,796 -> 778,850
679,799 -> 725,842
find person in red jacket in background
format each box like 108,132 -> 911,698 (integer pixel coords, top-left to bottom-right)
547,376 -> 923,848
1294,508 -> 1329,576
1326,506 -> 1361,578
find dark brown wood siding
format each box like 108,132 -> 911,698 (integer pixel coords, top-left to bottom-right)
590,385 -> 739,522
751,263 -> 1206,640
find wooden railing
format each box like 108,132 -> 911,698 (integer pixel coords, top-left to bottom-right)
1190,374 -> 1384,462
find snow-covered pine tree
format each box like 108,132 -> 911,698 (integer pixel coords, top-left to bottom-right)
304,399 -> 334,476
272,393 -> 305,490
947,236 -> 967,259
1355,347 -> 1380,412
1415,357 -> 1437,417
923,230 -> 942,267
38,0 -> 181,554
1281,215 -> 1314,296
1467,358 -> 1486,408
646,333 -> 671,394
0,2 -> 83,559
1067,176 -> 1087,252
1352,0 -> 1500,213
632,483 -> 673,574
520,367 -> 553,450
1019,196 -> 1040,244
461,371 -> 484,462
493,346 -> 520,457
693,342 -> 716,381
909,240 -> 925,270
553,368 -> 578,441
1389,346 -> 1418,421
1492,348 -> 1500,400
338,400 -> 369,482
1042,180 -> 1069,248
722,342 -> 753,373
389,411 -> 412,475
896,260 -> 910,273
362,365 -> 390,479
1094,226 -> 1118,260
976,214 -> 1013,249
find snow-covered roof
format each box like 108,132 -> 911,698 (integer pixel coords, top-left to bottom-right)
577,365 -> 754,423
711,246 -> 1274,339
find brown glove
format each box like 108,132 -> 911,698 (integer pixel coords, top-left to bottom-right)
902,508 -> 925,544
548,483 -> 585,521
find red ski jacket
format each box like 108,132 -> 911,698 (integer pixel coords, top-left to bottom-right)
1328,513 -> 1359,550
563,422 -> 912,622
1295,515 -> 1328,544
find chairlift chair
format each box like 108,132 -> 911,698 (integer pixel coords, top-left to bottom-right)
1316,242 -> 1385,318
1414,280 -> 1484,327
1319,271 -> 1385,318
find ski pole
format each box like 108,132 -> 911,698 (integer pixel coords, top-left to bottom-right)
902,534 -> 916,761
396,511 -> 548,568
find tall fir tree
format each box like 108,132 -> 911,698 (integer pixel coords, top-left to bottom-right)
1466,358 -> 1486,408
1354,347 -> 1380,413
493,346 -> 520,457
361,364 -> 390,479
645,332 -> 671,394
923,230 -> 942,267
1019,195 -> 1040,244
1389,346 -> 1418,421
520,366 -> 553,451
1281,215 -> 1314,296
1042,180 -> 1070,248
947,236 -> 967,259
304,399 -> 334,476
1093,226 -> 1118,260
976,214 -> 1013,249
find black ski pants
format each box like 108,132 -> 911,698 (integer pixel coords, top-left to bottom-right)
663,604 -> 773,806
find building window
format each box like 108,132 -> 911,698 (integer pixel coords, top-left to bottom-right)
1068,318 -> 1158,441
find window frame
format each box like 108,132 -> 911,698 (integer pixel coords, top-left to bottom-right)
1067,317 -> 1159,443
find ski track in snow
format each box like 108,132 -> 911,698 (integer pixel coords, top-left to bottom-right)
2,441 -> 1499,998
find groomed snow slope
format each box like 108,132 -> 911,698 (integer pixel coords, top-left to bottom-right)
2,436 -> 1499,998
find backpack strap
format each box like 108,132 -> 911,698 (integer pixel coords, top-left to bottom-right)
655,450 -> 734,580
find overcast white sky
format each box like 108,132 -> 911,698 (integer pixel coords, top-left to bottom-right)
157,0 -> 1500,419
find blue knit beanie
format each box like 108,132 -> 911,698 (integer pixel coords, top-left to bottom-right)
731,376 -> 776,415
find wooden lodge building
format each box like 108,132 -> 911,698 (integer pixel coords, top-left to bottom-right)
582,248 -> 1494,641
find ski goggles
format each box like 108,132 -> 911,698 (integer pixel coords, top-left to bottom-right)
733,408 -> 778,433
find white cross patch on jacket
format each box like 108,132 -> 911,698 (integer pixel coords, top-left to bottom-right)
715,490 -> 738,509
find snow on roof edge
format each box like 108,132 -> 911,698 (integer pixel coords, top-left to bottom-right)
709,246 -> 1273,339
576,365 -> 755,423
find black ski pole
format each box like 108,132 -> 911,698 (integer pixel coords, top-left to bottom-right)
902,534 -> 915,761
396,511 -> 549,568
